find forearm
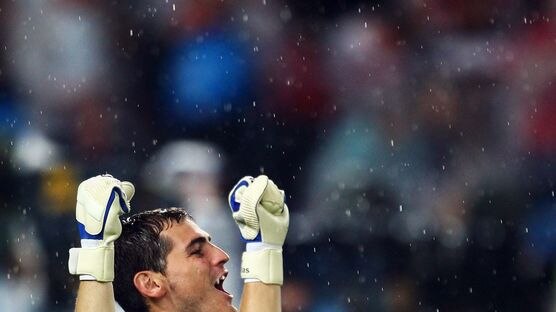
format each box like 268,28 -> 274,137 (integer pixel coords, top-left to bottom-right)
239,282 -> 281,312
75,281 -> 115,312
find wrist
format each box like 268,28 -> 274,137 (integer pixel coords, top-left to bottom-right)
241,248 -> 283,285
245,242 -> 282,252
81,239 -> 102,248
77,240 -> 104,281
68,245 -> 116,282
244,242 -> 283,283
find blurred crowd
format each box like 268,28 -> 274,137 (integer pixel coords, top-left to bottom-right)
1,0 -> 555,311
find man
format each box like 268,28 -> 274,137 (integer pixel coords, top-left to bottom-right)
142,140 -> 244,303
68,174 -> 289,311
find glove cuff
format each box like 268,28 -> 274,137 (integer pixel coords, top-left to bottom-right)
68,246 -> 115,282
241,249 -> 283,285
246,242 -> 282,252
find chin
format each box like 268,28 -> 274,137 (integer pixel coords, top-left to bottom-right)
225,301 -> 237,312
214,302 -> 237,312
212,296 -> 236,312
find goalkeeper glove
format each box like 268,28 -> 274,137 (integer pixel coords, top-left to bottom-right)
68,174 -> 134,282
228,175 -> 289,285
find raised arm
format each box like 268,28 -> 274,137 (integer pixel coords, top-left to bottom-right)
68,175 -> 135,312
75,281 -> 116,312
228,175 -> 290,312
240,283 -> 281,312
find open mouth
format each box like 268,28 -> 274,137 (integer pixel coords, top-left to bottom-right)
214,272 -> 231,296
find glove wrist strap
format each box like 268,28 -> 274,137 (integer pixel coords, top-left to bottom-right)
241,249 -> 283,285
68,246 -> 115,282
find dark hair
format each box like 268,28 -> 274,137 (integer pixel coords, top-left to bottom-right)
114,207 -> 192,312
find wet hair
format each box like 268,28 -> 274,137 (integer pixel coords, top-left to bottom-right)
114,207 -> 192,312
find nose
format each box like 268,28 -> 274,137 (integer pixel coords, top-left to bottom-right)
209,242 -> 230,266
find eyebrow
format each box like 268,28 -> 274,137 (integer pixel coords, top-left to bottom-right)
186,235 -> 212,252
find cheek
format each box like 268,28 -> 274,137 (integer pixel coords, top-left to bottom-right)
167,258 -> 208,291
167,269 -> 196,295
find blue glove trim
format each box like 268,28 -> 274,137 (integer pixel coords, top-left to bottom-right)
78,222 -> 98,240
229,179 -> 262,243
251,232 -> 262,242
114,187 -> 130,214
229,180 -> 249,213
77,187 -> 129,240
238,227 -> 262,243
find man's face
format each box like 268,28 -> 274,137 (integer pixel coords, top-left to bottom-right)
161,220 -> 236,312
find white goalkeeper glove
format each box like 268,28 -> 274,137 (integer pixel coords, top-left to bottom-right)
228,175 -> 289,285
68,174 -> 135,282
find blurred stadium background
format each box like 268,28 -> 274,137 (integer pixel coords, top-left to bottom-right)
1,0 -> 556,311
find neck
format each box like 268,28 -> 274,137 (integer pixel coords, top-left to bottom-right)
147,297 -> 177,312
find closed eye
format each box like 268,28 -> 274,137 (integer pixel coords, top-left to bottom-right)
191,247 -> 203,256
187,236 -> 211,257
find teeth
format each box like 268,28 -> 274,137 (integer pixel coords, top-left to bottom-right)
215,275 -> 225,286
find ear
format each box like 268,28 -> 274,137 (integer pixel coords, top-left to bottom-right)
133,271 -> 167,299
